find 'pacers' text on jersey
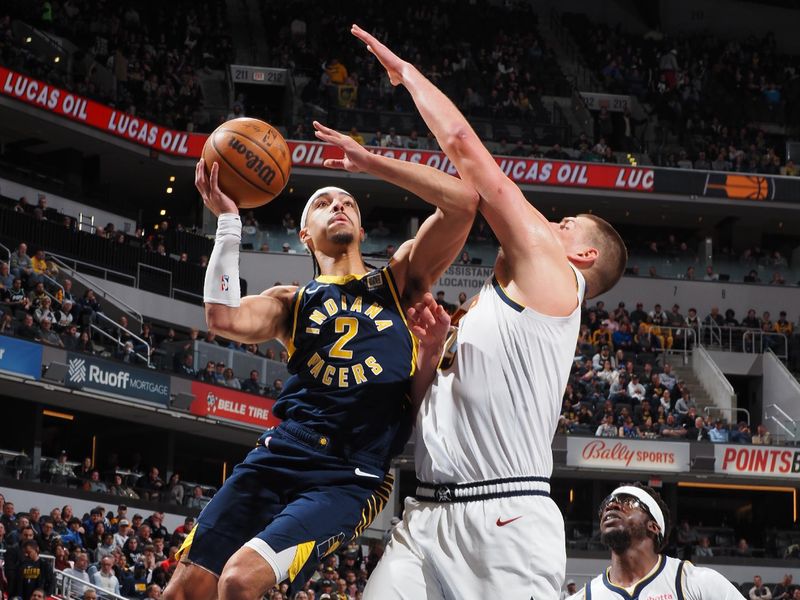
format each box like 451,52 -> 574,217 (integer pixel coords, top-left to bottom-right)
273,267 -> 416,464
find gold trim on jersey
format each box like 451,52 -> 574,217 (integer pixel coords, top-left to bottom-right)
286,285 -> 306,357
383,267 -> 418,376
174,525 -> 196,563
352,472 -> 395,538
288,540 -> 315,582
315,273 -> 368,284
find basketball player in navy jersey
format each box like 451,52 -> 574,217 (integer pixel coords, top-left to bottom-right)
568,483 -> 742,599
164,132 -> 478,600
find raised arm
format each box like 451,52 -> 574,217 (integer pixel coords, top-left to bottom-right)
197,160 -> 295,345
352,25 -> 579,314
312,121 -> 478,302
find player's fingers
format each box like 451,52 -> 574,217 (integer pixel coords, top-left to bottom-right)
323,159 -> 346,170
410,326 -> 427,339
407,306 -> 418,323
312,120 -> 338,136
209,161 -> 218,184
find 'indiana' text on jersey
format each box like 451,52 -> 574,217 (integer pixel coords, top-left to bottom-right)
273,267 -> 416,460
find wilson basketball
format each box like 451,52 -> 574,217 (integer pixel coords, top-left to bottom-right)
202,118 -> 291,208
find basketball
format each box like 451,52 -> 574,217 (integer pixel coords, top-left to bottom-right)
202,117 -> 292,208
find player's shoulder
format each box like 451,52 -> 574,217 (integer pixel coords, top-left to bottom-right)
259,284 -> 300,310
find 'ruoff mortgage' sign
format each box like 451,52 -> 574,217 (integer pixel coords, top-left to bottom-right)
65,353 -> 170,405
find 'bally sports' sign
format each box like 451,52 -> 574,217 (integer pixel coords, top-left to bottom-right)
566,437 -> 690,473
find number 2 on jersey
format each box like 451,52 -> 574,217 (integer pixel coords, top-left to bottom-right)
330,317 -> 359,359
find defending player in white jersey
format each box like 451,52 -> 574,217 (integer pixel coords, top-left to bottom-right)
351,26 -> 628,600
568,483 -> 744,600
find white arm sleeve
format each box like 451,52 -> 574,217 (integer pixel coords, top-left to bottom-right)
682,562 -> 746,599
203,213 -> 242,307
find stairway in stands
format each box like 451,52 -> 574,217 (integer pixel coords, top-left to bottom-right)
671,363 -> 720,418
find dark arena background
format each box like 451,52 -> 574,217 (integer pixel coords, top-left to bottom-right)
0,0 -> 799,598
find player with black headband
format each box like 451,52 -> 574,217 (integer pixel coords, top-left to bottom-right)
166,125 -> 478,600
568,482 -> 743,599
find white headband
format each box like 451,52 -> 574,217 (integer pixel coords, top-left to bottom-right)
609,486 -> 665,535
300,186 -> 357,229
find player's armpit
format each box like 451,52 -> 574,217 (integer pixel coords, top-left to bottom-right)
205,285 -> 296,344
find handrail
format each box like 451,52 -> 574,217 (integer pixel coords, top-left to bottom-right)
46,253 -> 143,325
93,311 -> 151,366
47,251 -> 136,286
55,567 -> 128,600
764,400 -> 798,440
699,323 -> 788,359
704,405 -> 751,425
692,345 -> 736,419
0,241 -> 10,261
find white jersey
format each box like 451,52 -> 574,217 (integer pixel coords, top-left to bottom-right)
568,555 -> 744,600
415,269 -> 584,483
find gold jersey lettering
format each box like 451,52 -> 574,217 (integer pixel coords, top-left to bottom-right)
322,364 -> 336,386
308,352 -> 324,378
365,356 -> 383,375
351,363 -> 367,384
375,319 -> 393,332
338,367 -> 349,388
324,298 -> 339,317
341,294 -> 348,310
350,295 -> 363,313
308,309 -> 326,325
364,303 -> 383,319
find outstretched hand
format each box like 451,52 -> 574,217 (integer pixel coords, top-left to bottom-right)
195,159 -> 238,216
351,24 -> 409,87
407,293 -> 451,349
313,121 -> 374,173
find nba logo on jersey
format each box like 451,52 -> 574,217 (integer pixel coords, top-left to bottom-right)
365,272 -> 383,290
220,275 -> 229,291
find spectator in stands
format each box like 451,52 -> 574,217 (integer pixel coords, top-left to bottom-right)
76,331 -> 94,355
37,318 -> 63,348
78,290 -> 102,325
0,313 -> 13,336
270,378 -> 285,396
53,300 -> 75,331
92,557 -> 121,596
185,486 -> 207,510
28,283 -> 47,312
167,474 -> 184,506
241,370 -> 262,394
9,243 -> 33,285
749,575 -> 771,599
730,422 -> 752,444
15,314 -> 38,341
660,414 -> 687,438
382,127 -> 402,148
86,470 -> 108,493
48,451 -> 74,486
175,353 -> 196,377
694,536 -> 713,558
136,468 -> 163,501
0,262 -> 13,289
114,520 -> 132,549
222,367 -> 240,389
595,414 -> 617,437
63,551 -> 91,595
197,360 -> 216,383
674,392 -> 695,415
18,541 -> 54,599
2,278 -> 30,317
752,424 -> 772,445
708,420 -> 730,443
772,574 -> 794,600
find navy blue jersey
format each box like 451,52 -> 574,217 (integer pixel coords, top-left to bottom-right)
273,266 -> 416,464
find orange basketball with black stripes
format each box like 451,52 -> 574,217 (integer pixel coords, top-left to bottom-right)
202,118 -> 291,208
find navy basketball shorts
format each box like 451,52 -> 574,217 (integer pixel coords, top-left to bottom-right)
177,421 -> 393,585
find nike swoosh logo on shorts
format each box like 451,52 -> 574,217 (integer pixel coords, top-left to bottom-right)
354,468 -> 380,479
496,515 -> 523,527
